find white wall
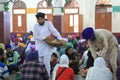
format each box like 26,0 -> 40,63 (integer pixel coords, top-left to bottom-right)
52,0 -> 65,15
9,0 -> 42,32
79,0 -> 98,29
111,0 -> 120,33
79,0 -> 120,33
112,13 -> 120,33
8,0 -> 66,32
0,4 -> 4,11
6,0 -> 120,33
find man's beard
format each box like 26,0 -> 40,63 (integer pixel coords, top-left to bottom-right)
39,21 -> 45,25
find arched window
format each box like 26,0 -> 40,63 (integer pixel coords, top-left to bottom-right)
63,0 -> 83,36
12,0 -> 26,33
95,0 -> 112,31
37,0 -> 53,22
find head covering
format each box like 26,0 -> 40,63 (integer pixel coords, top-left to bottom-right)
26,50 -> 38,61
5,44 -> 12,49
94,57 -> 106,67
85,57 -> 113,80
11,34 -> 17,42
19,43 -> 25,47
11,34 -> 17,38
59,54 -> 69,66
0,43 -> 5,50
52,54 -> 69,80
72,34 -> 76,39
82,27 -> 94,39
28,35 -> 33,39
35,12 -> 45,19
29,31 -> 33,35
14,38 -> 19,42
17,33 -> 21,37
30,44 -> 36,51
30,37 -> 36,42
68,35 -> 72,39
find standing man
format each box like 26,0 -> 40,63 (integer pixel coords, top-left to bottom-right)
33,12 -> 62,77
82,27 -> 118,80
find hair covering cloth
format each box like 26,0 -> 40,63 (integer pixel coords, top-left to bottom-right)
82,27 -> 94,39
72,34 -> 76,39
30,44 -> 36,51
28,35 -> 33,39
85,57 -> 113,80
17,34 -> 21,37
29,31 -> 33,35
0,43 -> 5,50
52,54 -> 69,80
30,37 -> 36,42
19,43 -> 25,47
14,38 -> 19,42
26,50 -> 39,61
5,44 -> 12,49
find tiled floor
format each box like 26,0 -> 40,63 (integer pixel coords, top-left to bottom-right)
74,75 -> 85,80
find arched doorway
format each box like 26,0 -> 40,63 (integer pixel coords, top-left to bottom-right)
95,0 -> 112,31
37,0 -> 53,22
12,0 -> 27,33
62,0 -> 83,37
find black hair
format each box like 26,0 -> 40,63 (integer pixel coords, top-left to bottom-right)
65,46 -> 72,55
35,12 -> 45,19
52,53 -> 58,58
85,50 -> 94,69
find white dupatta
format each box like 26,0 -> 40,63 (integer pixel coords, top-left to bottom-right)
52,54 -> 69,80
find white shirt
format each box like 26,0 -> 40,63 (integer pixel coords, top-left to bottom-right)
33,21 -> 62,57
80,50 -> 89,68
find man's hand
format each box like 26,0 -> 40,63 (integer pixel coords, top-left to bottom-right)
96,50 -> 102,57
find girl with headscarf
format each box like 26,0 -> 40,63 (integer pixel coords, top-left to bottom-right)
52,54 -> 74,80
65,46 -> 79,74
85,57 -> 113,80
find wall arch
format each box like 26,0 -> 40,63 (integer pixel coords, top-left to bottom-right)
37,0 -> 53,22
12,0 -> 27,33
95,0 -> 112,31
62,0 -> 83,37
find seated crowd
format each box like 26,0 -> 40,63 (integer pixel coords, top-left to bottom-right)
0,32 -> 119,80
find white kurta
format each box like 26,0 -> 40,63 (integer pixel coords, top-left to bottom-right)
33,21 -> 62,57
80,50 -> 89,68
33,21 -> 62,77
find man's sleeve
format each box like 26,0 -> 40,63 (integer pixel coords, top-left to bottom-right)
100,36 -> 108,57
48,22 -> 62,39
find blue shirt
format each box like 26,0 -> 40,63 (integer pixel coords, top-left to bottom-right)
0,62 -> 9,80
